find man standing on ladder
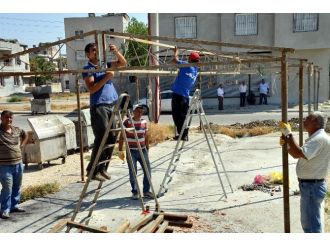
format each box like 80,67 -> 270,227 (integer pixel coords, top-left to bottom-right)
82,43 -> 127,182
171,47 -> 199,142
118,104 -> 153,200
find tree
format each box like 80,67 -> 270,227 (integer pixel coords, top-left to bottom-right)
30,56 -> 56,86
123,17 -> 148,67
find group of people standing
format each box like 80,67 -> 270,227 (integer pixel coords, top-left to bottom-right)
216,79 -> 270,110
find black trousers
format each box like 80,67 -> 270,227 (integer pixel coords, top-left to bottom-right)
87,104 -> 116,175
259,93 -> 268,105
218,96 -> 224,110
240,92 -> 246,107
171,93 -> 189,138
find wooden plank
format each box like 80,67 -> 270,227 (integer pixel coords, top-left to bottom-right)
153,212 -> 188,222
138,215 -> 164,233
155,221 -> 169,233
66,220 -> 110,233
48,218 -> 69,233
125,214 -> 154,233
168,220 -> 193,228
114,220 -> 130,233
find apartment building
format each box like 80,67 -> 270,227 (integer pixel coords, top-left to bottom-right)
0,39 -> 30,97
64,13 -> 129,91
159,13 -> 330,106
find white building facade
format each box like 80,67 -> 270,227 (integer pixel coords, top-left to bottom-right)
0,39 -> 30,97
159,13 -> 330,106
64,13 -> 129,92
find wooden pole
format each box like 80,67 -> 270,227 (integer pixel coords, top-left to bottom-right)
102,32 -> 107,67
281,51 -> 290,233
307,63 -> 312,114
298,60 -> 304,147
316,68 -> 321,111
76,79 -> 85,182
313,66 -> 317,111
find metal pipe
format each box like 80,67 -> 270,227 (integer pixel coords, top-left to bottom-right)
307,63 -> 312,114
76,79 -> 85,182
281,51 -> 290,233
316,68 -> 321,111
299,60 -> 304,147
313,66 -> 317,111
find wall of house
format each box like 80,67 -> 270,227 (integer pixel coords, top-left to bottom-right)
0,41 -> 30,96
64,15 -> 128,91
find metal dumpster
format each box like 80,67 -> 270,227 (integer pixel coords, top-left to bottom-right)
30,85 -> 52,115
23,115 -> 67,169
74,108 -> 94,150
57,116 -> 77,153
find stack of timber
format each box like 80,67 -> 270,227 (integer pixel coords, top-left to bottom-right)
49,212 -> 192,233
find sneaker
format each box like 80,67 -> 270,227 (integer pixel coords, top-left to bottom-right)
143,191 -> 154,199
10,207 -> 26,213
173,136 -> 179,141
1,211 -> 10,219
131,193 -> 139,200
181,136 -> 188,142
91,172 -> 106,182
100,171 -> 111,180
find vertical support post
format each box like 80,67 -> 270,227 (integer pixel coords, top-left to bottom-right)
281,51 -> 290,233
313,66 -> 317,111
298,60 -> 304,147
102,32 -> 107,67
307,63 -> 312,114
94,32 -> 101,67
76,78 -> 85,182
316,68 -> 321,111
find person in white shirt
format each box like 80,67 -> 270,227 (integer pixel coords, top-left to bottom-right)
280,112 -> 330,233
217,84 -> 224,110
259,79 -> 269,105
239,81 -> 247,107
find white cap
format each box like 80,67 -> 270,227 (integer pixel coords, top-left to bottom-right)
133,104 -> 143,111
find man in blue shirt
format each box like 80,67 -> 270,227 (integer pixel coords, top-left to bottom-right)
82,43 -> 127,182
171,47 -> 199,141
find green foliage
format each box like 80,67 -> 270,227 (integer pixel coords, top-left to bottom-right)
21,182 -> 60,202
30,56 -> 56,86
7,95 -> 22,102
124,17 -> 149,67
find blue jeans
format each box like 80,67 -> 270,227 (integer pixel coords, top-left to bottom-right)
299,180 -> 327,233
127,149 -> 151,194
0,163 -> 24,214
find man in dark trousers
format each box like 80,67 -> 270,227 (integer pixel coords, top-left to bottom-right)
280,111 -> 330,233
82,43 -> 127,182
171,47 -> 199,141
0,110 -> 28,219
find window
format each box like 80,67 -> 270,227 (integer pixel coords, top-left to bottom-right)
0,77 -> 5,87
175,16 -> 197,39
15,57 -> 21,65
75,30 -> 84,40
4,58 -> 12,66
76,50 -> 86,61
14,76 -> 20,86
109,28 -> 115,39
235,13 -> 258,36
65,80 -> 70,90
293,14 -> 318,32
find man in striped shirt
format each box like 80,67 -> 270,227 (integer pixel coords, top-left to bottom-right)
118,105 -> 153,200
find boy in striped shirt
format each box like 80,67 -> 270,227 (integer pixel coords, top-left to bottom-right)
118,105 -> 153,200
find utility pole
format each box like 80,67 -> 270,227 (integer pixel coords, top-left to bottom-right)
57,37 -> 63,91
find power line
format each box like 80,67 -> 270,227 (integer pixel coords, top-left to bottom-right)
0,16 -> 63,24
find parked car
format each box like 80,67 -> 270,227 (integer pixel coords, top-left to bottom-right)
136,90 -> 193,114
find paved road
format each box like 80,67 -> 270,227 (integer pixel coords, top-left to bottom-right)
13,107 -> 304,132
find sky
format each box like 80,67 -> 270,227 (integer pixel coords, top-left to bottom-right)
0,13 -> 148,49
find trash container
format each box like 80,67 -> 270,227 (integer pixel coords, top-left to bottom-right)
57,116 -> 77,153
74,108 -> 94,150
23,115 -> 67,169
30,85 -> 52,115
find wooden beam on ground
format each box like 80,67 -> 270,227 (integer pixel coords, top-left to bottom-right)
153,212 -> 188,222
168,220 -> 193,228
48,218 -> 70,233
138,215 -> 164,233
66,220 -> 110,233
114,220 -> 130,233
125,214 -> 154,233
155,221 -> 169,233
